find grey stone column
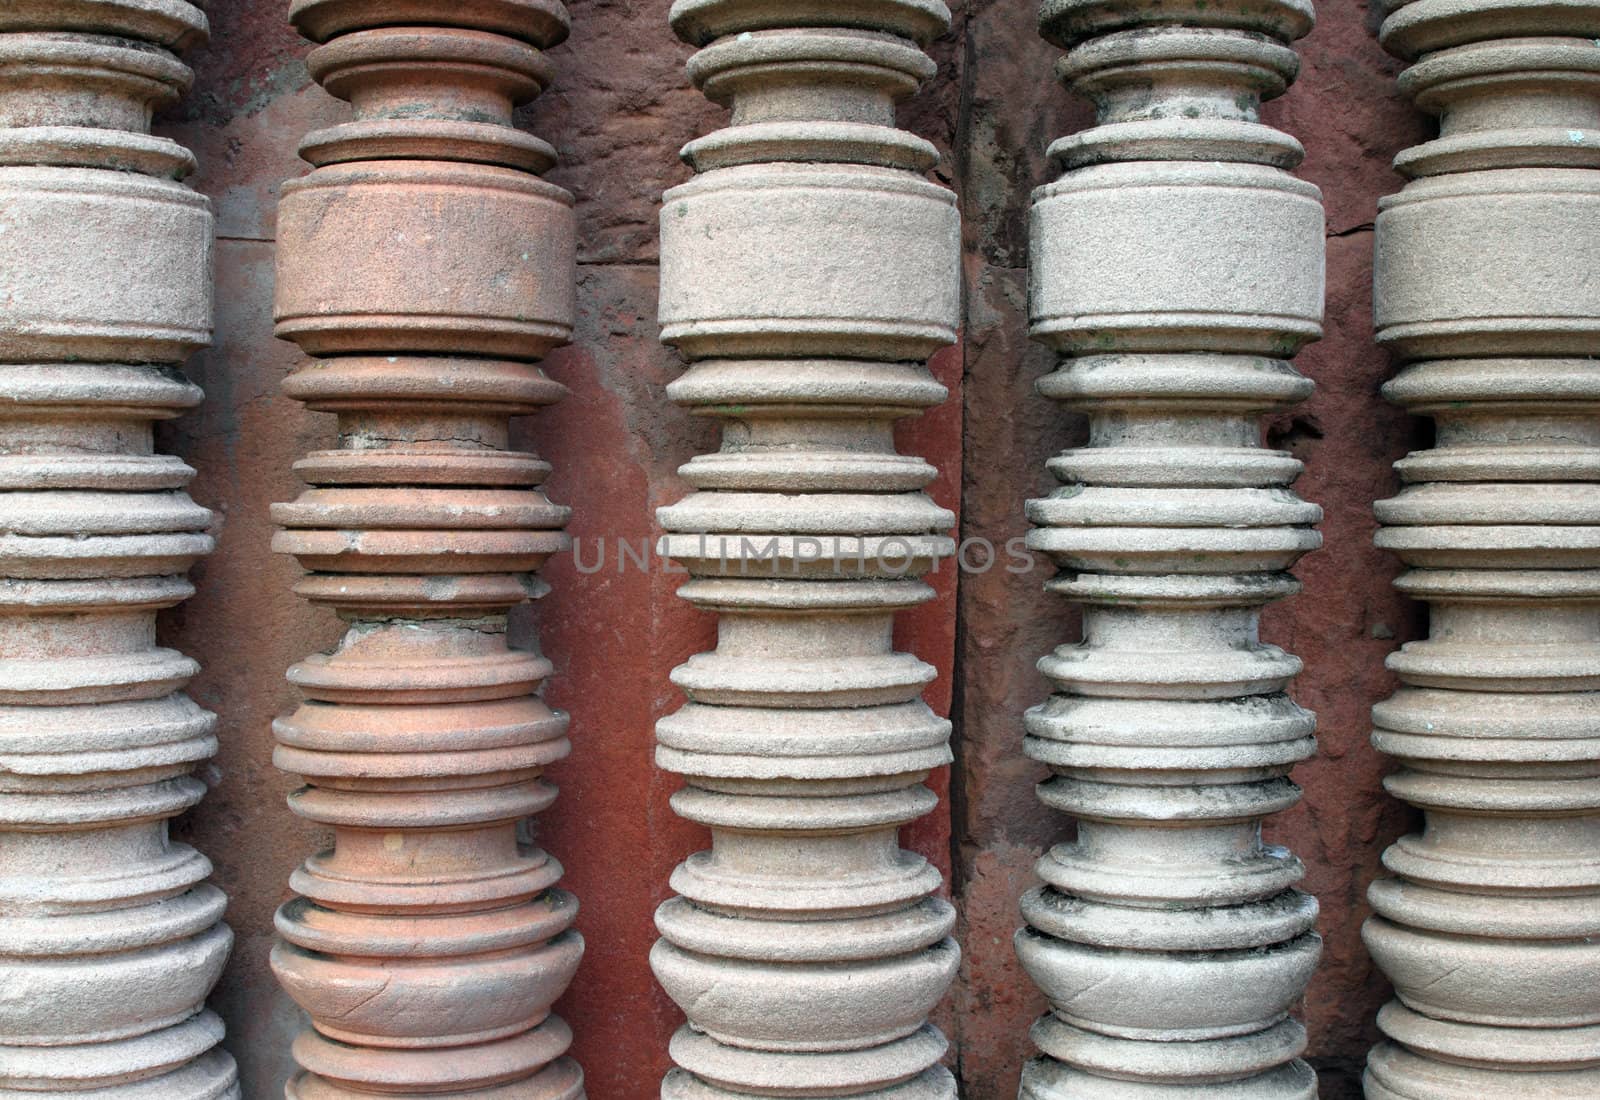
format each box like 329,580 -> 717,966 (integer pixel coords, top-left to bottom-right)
651,0 -> 962,1095
1365,2 -> 1600,1096
1018,1 -> 1327,1096
0,1 -> 235,1095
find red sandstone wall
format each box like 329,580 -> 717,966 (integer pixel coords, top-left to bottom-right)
155,1 -> 1424,1096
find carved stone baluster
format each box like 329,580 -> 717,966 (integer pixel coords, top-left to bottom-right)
1018,2 -> 1326,1096
0,2 -> 236,1096
270,0 -> 582,1095
652,0 -> 961,1095
1365,2 -> 1600,1096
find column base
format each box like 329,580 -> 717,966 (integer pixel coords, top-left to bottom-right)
285,1021 -> 582,1099
287,1056 -> 583,1100
0,1044 -> 238,1100
1366,1041 -> 1600,1100
1019,1055 -> 1317,1099
663,1064 -> 956,1099
0,1011 -> 237,1099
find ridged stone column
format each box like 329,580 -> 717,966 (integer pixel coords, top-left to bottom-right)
1018,2 -> 1326,1096
1364,2 -> 1600,1096
270,0 -> 582,1095
652,0 -> 961,1095
0,2 -> 236,1097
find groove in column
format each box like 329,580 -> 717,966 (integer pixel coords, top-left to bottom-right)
1366,1 -> 1600,1096
270,0 -> 583,1095
653,0 -> 962,1095
1020,1 -> 1326,1096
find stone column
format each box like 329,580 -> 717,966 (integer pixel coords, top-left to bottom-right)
0,3 -> 236,1097
1018,1 -> 1326,1096
1364,3 -> 1600,1096
269,0 -> 582,1096
651,0 -> 961,1095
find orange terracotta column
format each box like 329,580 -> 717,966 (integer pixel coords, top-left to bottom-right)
269,0 -> 583,1096
0,1 -> 237,1095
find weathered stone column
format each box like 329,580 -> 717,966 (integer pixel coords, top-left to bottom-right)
1018,1 -> 1326,1096
269,0 -> 582,1095
652,0 -> 961,1095
1364,3 -> 1600,1096
0,3 -> 236,1096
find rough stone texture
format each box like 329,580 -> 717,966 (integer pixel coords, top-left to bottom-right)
267,0 -> 585,1095
0,2 -> 238,1095
650,0 -> 964,1094
141,0 -> 1418,1096
1364,1 -> 1600,1096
